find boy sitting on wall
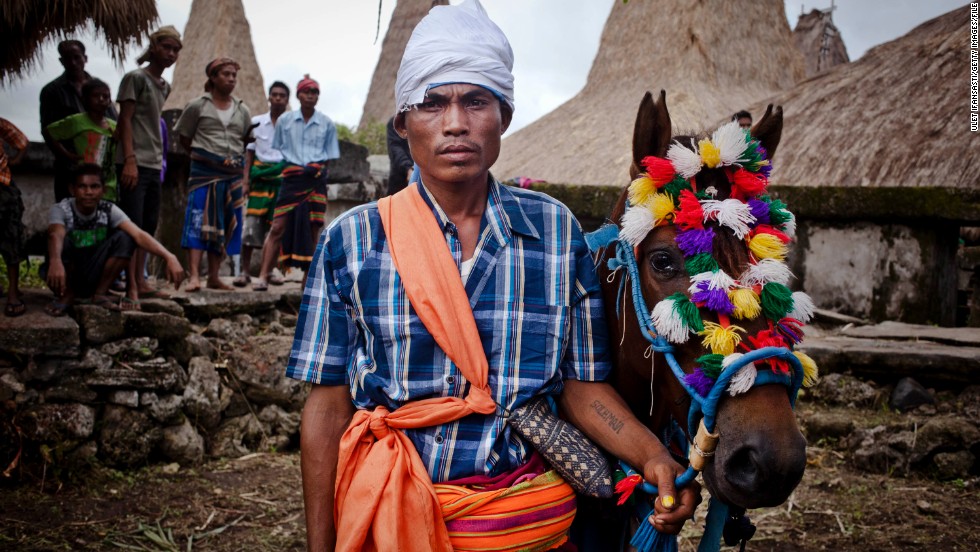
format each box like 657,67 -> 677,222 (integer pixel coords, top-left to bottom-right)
45,163 -> 185,315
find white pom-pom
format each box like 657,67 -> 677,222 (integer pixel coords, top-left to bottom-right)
652,298 -> 691,344
666,140 -> 702,179
688,270 -> 737,294
739,258 -> 794,287
727,360 -> 757,396
788,291 -> 816,323
620,205 -> 655,248
712,121 -> 747,167
701,199 -> 755,239
781,211 -> 797,239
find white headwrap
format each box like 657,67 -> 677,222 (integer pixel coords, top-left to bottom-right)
394,0 -> 515,114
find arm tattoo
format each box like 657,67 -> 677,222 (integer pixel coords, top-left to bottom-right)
591,399 -> 624,434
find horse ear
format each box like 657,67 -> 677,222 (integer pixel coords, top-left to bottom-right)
750,104 -> 783,161
631,90 -> 672,178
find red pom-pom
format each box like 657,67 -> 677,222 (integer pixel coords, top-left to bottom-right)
750,224 -> 792,243
641,156 -> 676,187
731,168 -> 768,200
615,474 -> 643,506
745,329 -> 790,373
674,189 -> 704,230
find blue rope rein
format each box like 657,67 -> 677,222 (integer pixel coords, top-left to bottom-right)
587,224 -> 804,552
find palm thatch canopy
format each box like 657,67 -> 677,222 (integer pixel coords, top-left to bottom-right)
793,8 -> 849,78
1,0 -> 158,85
494,0 -> 804,187
359,0 -> 448,129
749,6 -> 976,189
163,0 -> 266,116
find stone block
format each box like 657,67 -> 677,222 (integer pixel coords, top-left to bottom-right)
204,316 -> 255,343
177,290 -> 278,320
159,419 -> 205,466
0,371 -> 25,401
123,311 -> 191,341
98,405 -> 161,467
0,306 -> 80,355
84,356 -> 187,391
182,357 -> 226,429
933,451 -> 975,480
75,304 -> 125,344
19,403 -> 97,441
141,392 -> 184,424
209,414 -> 266,458
226,335 -> 307,409
42,376 -> 98,403
139,298 -> 185,317
108,389 -> 140,407
100,337 -> 159,360
327,141 -> 370,184
167,333 -> 215,365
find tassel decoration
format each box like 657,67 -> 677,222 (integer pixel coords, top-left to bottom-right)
620,205 -> 656,247
614,473 -> 643,506
760,282 -> 795,321
775,317 -> 806,344
692,285 -> 736,315
739,258 -> 794,287
628,175 -> 659,207
794,351 -> 820,387
667,140 -> 703,178
674,190 -> 705,230
700,322 -> 744,356
690,269 -> 737,292
640,156 -> 676,187
652,296 -> 693,343
746,198 -> 771,225
650,193 -> 676,226
662,175 -> 692,201
728,361 -> 758,396
748,232 -> 788,261
696,354 -> 726,378
701,199 -> 755,239
685,367 -> 716,396
731,168 -> 768,199
675,227 -> 715,256
752,224 -> 792,243
684,253 -> 719,275
712,121 -> 747,167
788,291 -> 816,323
729,287 -> 762,320
698,138 -> 721,169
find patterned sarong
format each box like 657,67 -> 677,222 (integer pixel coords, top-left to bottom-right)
246,160 -> 286,223
181,148 -> 245,255
273,162 -> 327,269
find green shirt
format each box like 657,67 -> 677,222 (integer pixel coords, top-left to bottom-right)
46,113 -> 119,201
174,94 -> 251,158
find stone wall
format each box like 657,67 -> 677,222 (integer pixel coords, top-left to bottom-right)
0,289 -> 308,469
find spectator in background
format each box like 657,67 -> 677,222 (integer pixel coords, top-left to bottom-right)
45,164 -> 184,316
40,40 -> 118,202
174,58 -> 251,292
45,79 -> 119,202
0,118 -> 29,317
252,75 -> 339,291
385,115 -> 414,196
733,110 -> 752,130
115,25 -> 181,308
234,81 -> 290,288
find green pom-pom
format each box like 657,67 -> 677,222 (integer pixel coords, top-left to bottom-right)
768,199 -> 793,227
668,292 -> 705,333
697,354 -> 725,378
695,189 -> 714,201
685,254 -> 719,275
663,175 -> 692,202
761,282 -> 794,321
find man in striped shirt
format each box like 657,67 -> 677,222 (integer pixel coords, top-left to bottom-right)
287,1 -> 699,549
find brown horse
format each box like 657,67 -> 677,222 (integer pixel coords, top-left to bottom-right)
595,91 -> 807,512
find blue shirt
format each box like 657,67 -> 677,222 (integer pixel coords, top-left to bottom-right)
271,109 -> 340,166
287,178 -> 611,482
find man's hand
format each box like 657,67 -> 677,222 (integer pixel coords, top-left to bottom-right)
46,260 -> 66,297
241,176 -> 250,199
121,159 -> 138,190
164,255 -> 186,289
641,453 -> 701,534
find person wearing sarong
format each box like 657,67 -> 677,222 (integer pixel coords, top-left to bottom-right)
253,75 -> 340,291
234,81 -> 290,288
286,2 -> 700,551
174,58 -> 251,292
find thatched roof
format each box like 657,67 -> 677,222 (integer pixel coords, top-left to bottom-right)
792,8 -> 849,78
1,0 -> 158,85
359,0 -> 448,128
163,0 -> 267,116
749,6 -> 977,189
494,0 -> 804,186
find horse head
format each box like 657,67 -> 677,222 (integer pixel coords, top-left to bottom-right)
597,90 -> 815,510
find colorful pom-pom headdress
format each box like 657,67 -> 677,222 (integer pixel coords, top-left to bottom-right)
620,120 -> 818,398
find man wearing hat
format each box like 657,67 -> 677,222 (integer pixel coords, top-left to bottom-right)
115,25 -> 182,308
252,75 -> 340,291
287,2 -> 699,550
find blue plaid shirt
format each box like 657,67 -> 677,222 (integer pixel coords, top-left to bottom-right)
287,178 -> 610,482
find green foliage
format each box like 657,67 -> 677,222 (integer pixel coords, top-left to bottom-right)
0,256 -> 46,290
336,120 -> 388,156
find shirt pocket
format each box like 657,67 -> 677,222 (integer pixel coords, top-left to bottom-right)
485,300 -> 570,394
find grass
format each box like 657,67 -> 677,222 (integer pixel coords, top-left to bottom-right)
0,256 -> 46,290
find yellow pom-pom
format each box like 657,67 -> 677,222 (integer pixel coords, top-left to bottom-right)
628,175 -> 658,207
748,233 -> 788,261
699,321 -> 744,356
729,287 -> 762,320
698,138 -> 721,169
794,351 -> 819,387
650,192 -> 675,226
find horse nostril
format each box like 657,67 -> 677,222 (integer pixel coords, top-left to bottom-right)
725,446 -> 761,492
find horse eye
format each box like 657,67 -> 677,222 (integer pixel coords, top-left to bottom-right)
648,250 -> 680,277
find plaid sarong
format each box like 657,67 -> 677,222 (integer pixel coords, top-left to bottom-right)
273,162 -> 327,269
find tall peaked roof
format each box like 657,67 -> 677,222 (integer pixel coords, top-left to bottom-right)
359,0 -> 448,128
752,6 -> 976,189
793,8 -> 849,78
163,0 -> 266,115
494,0 -> 804,186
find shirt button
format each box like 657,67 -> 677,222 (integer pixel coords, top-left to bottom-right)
434,434 -> 444,444
446,375 -> 455,385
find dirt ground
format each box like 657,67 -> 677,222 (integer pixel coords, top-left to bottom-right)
1,406 -> 978,552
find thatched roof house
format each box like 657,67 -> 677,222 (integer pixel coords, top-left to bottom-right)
792,8 -> 849,78
359,0 -> 448,128
163,0 -> 267,116
751,6 -> 977,189
494,0 -> 804,187
1,0 -> 157,85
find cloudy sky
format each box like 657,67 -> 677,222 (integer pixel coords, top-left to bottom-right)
0,0 -> 966,141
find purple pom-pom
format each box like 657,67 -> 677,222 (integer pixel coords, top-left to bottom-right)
692,285 -> 735,315
675,228 -> 715,256
747,198 -> 770,225
684,368 -> 715,397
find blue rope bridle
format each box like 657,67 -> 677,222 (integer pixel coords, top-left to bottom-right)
585,223 -> 805,552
